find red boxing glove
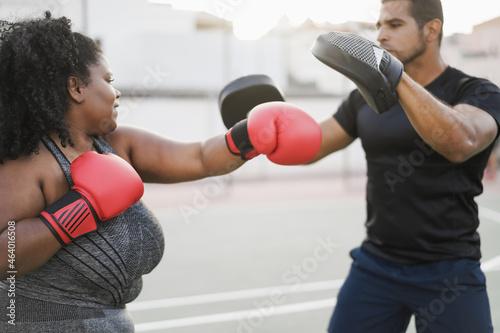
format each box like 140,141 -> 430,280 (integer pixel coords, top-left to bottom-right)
225,102 -> 322,165
39,151 -> 144,245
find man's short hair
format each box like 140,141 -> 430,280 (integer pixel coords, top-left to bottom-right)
382,0 -> 444,44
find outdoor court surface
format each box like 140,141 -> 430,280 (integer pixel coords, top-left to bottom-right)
126,172 -> 500,333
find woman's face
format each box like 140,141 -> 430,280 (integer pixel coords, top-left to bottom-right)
70,54 -> 121,136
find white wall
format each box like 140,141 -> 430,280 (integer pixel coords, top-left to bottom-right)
2,0 -> 499,95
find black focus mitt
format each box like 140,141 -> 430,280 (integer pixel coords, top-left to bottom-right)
218,74 -> 285,129
311,31 -> 403,114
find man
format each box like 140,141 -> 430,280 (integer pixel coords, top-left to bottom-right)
308,0 -> 500,332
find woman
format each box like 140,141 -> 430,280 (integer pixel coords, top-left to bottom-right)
0,12 -> 320,331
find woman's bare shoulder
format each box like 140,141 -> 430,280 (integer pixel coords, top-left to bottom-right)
103,125 -> 153,163
0,144 -> 69,221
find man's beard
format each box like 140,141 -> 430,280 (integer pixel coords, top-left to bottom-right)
395,35 -> 427,66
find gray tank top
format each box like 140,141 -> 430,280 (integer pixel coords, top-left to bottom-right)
0,136 -> 165,331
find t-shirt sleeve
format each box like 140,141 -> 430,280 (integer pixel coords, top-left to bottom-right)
456,78 -> 500,127
333,89 -> 365,139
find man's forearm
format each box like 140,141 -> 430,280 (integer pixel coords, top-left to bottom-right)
397,73 -> 495,163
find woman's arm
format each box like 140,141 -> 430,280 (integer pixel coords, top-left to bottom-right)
104,125 -> 246,184
0,158 -> 62,280
105,102 -> 324,182
0,218 -> 61,280
0,147 -> 144,280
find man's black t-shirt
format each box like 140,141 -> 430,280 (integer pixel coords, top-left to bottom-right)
334,66 -> 500,264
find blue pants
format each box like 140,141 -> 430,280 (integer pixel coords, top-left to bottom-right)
328,247 -> 493,333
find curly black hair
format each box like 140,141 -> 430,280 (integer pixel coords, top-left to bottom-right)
0,11 -> 102,163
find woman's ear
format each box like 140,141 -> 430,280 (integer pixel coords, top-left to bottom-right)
67,76 -> 84,103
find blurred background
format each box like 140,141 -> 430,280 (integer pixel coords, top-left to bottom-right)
1,0 -> 499,181
2,1 -> 500,332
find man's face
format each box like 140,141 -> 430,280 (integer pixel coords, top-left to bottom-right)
376,0 -> 427,66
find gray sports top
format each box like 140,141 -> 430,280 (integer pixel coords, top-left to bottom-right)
0,136 -> 165,332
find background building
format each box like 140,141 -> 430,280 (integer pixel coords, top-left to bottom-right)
2,0 -> 499,96
1,0 -> 499,180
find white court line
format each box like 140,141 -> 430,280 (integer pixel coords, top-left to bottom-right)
479,206 -> 500,224
133,206 -> 500,331
128,279 -> 344,311
134,298 -> 337,332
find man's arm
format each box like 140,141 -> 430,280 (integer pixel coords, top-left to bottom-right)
397,73 -> 498,163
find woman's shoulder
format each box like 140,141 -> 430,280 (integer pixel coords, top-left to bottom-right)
0,146 -> 47,183
0,144 -> 69,220
103,125 -> 153,163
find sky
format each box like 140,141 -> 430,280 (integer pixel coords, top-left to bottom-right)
150,0 -> 500,40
